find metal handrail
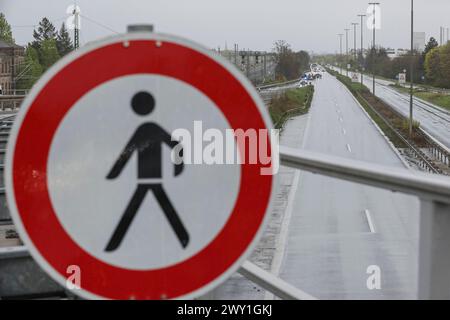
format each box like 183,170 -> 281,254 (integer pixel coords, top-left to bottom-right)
280,146 -> 450,203
279,146 -> 450,300
2,147 -> 450,299
238,261 -> 317,300
0,95 -> 26,100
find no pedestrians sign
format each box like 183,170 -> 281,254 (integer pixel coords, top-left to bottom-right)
5,33 -> 276,299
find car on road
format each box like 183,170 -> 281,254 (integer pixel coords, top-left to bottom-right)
299,79 -> 309,86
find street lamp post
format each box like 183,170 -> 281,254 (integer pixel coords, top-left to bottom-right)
369,2 -> 380,95
352,22 -> 359,61
409,0 -> 414,137
358,14 -> 366,86
345,28 -> 350,77
338,34 -> 343,74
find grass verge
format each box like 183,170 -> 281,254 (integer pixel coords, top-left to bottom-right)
269,85 -> 314,129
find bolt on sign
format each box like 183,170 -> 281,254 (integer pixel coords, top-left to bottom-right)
5,33 -> 277,299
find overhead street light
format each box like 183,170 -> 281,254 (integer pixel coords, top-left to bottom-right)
345,28 -> 350,77
369,2 -> 380,95
358,14 -> 366,86
338,34 -> 344,74
409,0 -> 414,137
351,22 -> 359,61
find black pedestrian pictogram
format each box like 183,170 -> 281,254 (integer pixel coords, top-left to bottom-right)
105,91 -> 189,252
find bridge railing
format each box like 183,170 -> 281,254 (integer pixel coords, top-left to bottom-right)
0,95 -> 25,111
269,146 -> 450,300
2,146 -> 450,299
197,146 -> 450,300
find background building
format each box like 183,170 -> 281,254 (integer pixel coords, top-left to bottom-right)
0,40 -> 25,95
413,32 -> 426,52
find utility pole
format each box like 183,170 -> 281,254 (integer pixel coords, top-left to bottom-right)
73,5 -> 80,50
358,14 -> 366,86
369,2 -> 380,95
351,22 -> 359,61
409,0 -> 414,137
264,53 -> 267,81
246,49 -> 250,79
338,34 -> 343,74
345,28 -> 350,77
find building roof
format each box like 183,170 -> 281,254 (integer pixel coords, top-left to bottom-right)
0,39 -> 23,49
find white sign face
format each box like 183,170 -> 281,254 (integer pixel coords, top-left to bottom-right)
351,72 -> 360,82
47,75 -> 240,270
6,33 -> 276,300
399,73 -> 406,84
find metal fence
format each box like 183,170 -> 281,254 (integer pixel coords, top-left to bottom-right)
0,96 -> 25,111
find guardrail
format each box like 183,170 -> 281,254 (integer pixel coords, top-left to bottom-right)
5,90 -> 29,96
368,88 -> 450,173
356,92 -> 444,174
421,129 -> 450,167
0,95 -> 25,111
257,79 -> 299,91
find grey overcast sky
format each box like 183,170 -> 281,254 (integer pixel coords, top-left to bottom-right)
1,0 -> 449,53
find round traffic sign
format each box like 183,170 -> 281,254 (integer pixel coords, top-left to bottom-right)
6,33 -> 276,299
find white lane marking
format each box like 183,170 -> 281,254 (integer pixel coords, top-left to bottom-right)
342,128 -> 346,135
339,117 -> 343,123
365,209 -> 376,233
264,169 -> 300,300
346,143 -> 352,153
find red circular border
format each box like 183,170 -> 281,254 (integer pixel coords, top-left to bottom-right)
12,39 -> 273,299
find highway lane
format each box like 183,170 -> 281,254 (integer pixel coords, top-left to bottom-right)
278,73 -> 420,299
363,77 -> 450,149
333,67 -> 450,149
212,112 -> 311,299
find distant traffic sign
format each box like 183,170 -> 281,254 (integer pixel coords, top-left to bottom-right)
5,33 -> 276,299
399,73 -> 406,84
351,72 -> 360,83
